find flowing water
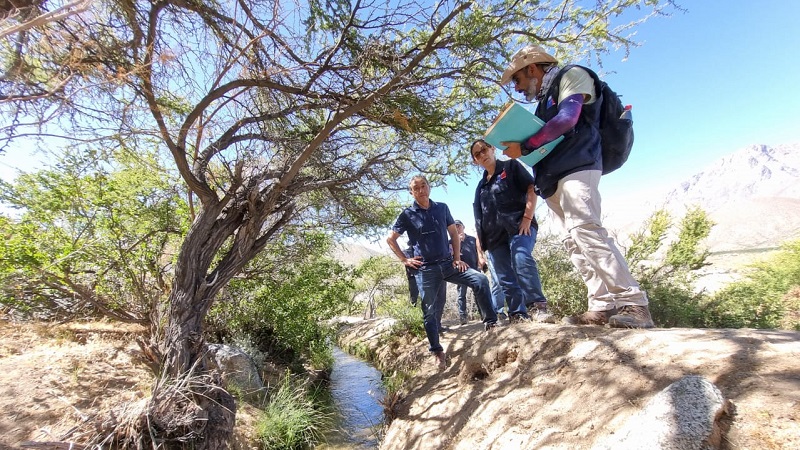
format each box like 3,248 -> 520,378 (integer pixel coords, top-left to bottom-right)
317,346 -> 386,449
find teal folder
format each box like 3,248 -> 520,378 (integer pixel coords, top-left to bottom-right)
483,102 -> 564,166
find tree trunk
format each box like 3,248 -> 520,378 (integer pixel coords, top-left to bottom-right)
156,238 -> 236,447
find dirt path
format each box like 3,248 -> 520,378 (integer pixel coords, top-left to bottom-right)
0,321 -> 150,448
3,318 -> 798,449
339,319 -> 800,450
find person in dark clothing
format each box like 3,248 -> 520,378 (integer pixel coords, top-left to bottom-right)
451,220 -> 480,324
387,175 -> 498,370
471,140 -> 554,324
499,45 -> 653,328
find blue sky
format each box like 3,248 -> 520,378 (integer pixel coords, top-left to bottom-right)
420,0 -> 800,237
2,1 -> 798,244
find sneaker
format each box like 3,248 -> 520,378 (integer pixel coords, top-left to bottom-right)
484,321 -> 498,332
432,351 -> 446,370
562,309 -> 618,326
529,302 -> 557,324
459,316 -> 468,325
497,312 -> 508,321
509,313 -> 532,324
438,325 -> 451,335
608,305 -> 654,329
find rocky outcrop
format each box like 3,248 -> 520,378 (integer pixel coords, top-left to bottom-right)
205,343 -> 264,397
594,375 -> 732,450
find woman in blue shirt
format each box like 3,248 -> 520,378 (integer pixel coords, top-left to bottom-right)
471,139 -> 554,323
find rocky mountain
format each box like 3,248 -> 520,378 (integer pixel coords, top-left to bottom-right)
606,143 -> 800,255
665,143 -> 800,253
666,143 -> 800,212
658,143 -> 800,252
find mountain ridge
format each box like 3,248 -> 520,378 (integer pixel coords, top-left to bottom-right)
603,142 -> 800,254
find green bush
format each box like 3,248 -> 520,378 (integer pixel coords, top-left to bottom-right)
207,232 -> 356,370
256,372 -> 331,449
537,209 -> 800,330
534,233 -> 586,318
703,240 -> 800,329
379,296 -> 425,339
536,207 -> 714,328
0,148 -> 187,321
354,255 -> 410,318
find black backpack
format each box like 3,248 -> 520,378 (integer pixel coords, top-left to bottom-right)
562,65 -> 634,175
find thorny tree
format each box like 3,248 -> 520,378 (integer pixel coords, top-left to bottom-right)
0,0 -> 680,445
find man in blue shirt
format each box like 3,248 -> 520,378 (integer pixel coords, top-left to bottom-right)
387,175 -> 498,370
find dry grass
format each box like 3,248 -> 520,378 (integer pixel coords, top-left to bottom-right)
0,320 -> 252,450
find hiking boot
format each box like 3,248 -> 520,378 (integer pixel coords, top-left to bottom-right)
608,305 -> 655,329
497,312 -> 508,321
484,321 -> 498,332
562,309 -> 618,326
438,325 -> 451,335
459,316 -> 468,325
528,302 -> 557,324
509,313 -> 532,324
432,351 -> 446,370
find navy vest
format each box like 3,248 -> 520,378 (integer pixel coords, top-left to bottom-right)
533,66 -> 603,199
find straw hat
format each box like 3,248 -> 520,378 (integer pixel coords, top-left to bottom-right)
500,45 -> 558,85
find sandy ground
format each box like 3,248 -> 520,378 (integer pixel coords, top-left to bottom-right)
0,321 -> 152,448
338,318 -> 800,450
2,318 -> 798,450
0,320 -> 262,450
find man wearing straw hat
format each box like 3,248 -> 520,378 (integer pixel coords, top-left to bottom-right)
498,45 -> 654,329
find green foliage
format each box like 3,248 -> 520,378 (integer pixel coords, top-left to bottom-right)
354,255 -> 408,318
381,297 -> 426,340
534,234 -> 586,318
256,371 -> 332,450
539,208 -> 799,330
703,240 -> 800,329
0,147 -> 188,321
625,209 -> 670,269
208,232 -> 355,370
537,207 -> 715,327
623,207 -> 714,327
666,208 -> 714,271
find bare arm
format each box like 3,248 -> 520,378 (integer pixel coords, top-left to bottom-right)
519,184 -> 537,236
386,230 -> 421,269
476,236 -> 487,270
447,224 -> 467,272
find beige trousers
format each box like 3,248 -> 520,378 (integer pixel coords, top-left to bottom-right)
545,170 -> 648,311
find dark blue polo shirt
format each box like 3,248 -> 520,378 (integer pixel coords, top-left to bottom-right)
392,200 -> 455,266
451,235 -> 479,269
473,159 -> 537,252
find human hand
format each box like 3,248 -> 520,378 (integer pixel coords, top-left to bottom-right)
519,217 -> 532,236
404,256 -> 423,269
502,142 -> 523,159
453,260 -> 467,273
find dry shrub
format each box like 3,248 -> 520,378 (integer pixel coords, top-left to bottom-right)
57,367 -> 235,449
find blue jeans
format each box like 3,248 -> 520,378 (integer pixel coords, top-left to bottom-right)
487,233 -> 547,317
456,284 -> 472,319
407,275 -> 419,305
486,258 -> 507,314
417,258 -> 497,352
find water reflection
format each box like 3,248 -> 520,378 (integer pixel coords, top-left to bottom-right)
318,346 -> 385,449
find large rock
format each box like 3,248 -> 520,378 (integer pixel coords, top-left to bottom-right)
594,375 -> 732,450
205,343 -> 264,397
